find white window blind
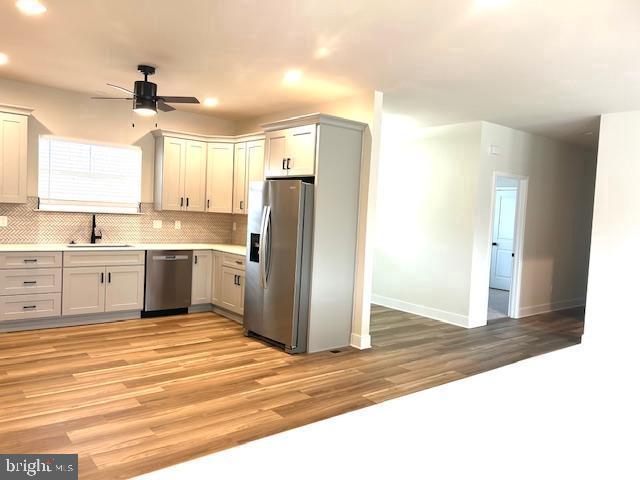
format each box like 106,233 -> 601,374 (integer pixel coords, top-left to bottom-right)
38,136 -> 142,214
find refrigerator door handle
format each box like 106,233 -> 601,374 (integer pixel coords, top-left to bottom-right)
258,205 -> 268,288
261,205 -> 272,288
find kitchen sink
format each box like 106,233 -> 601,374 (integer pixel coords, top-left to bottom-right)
67,244 -> 135,248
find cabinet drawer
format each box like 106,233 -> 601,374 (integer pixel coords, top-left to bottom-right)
63,250 -> 145,267
0,293 -> 61,322
222,254 -> 245,270
0,268 -> 62,295
0,252 -> 62,269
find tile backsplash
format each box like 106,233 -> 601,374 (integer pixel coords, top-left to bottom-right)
0,197 -> 246,245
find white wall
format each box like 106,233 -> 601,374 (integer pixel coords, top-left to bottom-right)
0,77 -> 237,202
585,111 -> 640,347
373,119 -> 482,326
469,122 -> 596,324
373,117 -> 596,328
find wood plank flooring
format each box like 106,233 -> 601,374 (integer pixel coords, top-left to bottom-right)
0,306 -> 584,479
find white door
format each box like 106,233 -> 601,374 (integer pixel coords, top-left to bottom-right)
220,266 -> 244,314
0,112 -> 28,203
206,143 -> 234,213
183,140 -> 207,212
245,140 -> 265,210
265,130 -> 287,177
286,124 -> 316,176
490,188 -> 517,291
233,143 -> 247,214
105,265 -> 145,312
62,266 -> 106,315
211,252 -> 222,306
191,250 -> 213,305
162,137 -> 186,211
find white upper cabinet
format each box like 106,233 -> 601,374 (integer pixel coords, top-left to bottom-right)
233,139 -> 265,215
265,130 -> 287,178
183,140 -> 207,212
159,137 -> 185,211
155,136 -> 206,211
206,143 -> 234,213
0,109 -> 30,204
264,125 -> 316,178
154,131 -> 264,214
233,142 -> 247,214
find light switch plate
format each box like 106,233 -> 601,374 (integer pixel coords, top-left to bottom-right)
490,144 -> 501,155
0,216 -> 7,227
153,220 -> 162,229
174,220 -> 181,230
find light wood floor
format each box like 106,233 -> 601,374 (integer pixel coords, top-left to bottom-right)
0,306 -> 584,479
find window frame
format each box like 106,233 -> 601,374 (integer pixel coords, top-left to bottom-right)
37,135 -> 143,215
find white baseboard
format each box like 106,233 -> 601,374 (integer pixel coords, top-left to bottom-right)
517,298 -> 586,318
372,294 -> 470,328
350,332 -> 372,350
0,311 -> 141,333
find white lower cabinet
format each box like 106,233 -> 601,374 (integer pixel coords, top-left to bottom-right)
220,266 -> 245,315
62,266 -> 106,316
62,263 -> 144,316
211,252 -> 222,305
191,250 -> 212,305
105,265 -> 145,312
0,293 -> 61,322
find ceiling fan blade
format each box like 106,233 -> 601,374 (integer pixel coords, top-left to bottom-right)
91,96 -> 133,100
157,96 -> 200,104
107,83 -> 135,95
157,101 -> 176,112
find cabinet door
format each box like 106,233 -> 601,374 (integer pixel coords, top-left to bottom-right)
0,112 -> 28,204
286,124 -> 317,176
62,266 -> 105,316
264,130 -> 287,178
233,143 -> 247,214
211,252 -> 223,306
206,143 -> 234,213
191,250 -> 212,305
220,267 -> 244,315
245,140 -> 265,211
161,137 -> 186,211
105,265 -> 145,312
183,140 -> 207,212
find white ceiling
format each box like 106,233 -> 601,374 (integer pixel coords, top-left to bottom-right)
1,0 -> 639,148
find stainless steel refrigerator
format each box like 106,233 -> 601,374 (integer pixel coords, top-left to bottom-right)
244,179 -> 314,353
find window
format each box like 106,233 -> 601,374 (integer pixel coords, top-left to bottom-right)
38,136 -> 142,214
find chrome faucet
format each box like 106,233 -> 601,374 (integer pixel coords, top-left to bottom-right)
90,214 -> 102,244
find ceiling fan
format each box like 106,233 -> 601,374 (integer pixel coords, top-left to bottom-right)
91,64 -> 199,116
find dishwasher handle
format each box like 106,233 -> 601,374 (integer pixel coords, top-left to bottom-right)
152,255 -> 189,261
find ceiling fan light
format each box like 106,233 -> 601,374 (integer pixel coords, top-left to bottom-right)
134,107 -> 157,117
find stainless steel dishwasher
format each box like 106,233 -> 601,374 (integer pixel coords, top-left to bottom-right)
144,250 -> 192,313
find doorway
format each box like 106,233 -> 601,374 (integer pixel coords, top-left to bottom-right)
488,175 -> 521,320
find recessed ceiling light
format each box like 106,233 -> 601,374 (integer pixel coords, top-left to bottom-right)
315,47 -> 331,59
475,0 -> 508,8
283,69 -> 303,85
16,0 -> 47,15
203,97 -> 219,107
0,53 -> 8,65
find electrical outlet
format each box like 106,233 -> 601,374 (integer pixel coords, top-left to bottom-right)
153,220 -> 162,229
174,220 -> 181,230
232,222 -> 237,231
0,216 -> 7,227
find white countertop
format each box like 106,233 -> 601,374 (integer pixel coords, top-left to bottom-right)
0,243 -> 247,255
